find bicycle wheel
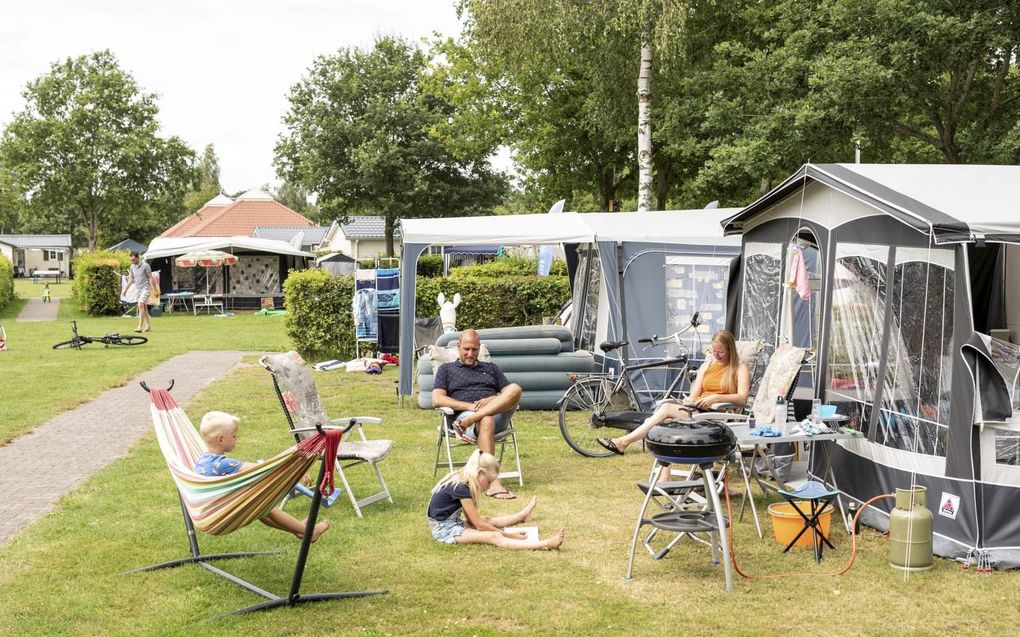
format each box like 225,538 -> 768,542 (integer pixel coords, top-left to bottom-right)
110,335 -> 148,346
53,338 -> 85,350
558,377 -> 615,457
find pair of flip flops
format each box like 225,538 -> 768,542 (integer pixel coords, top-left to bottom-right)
596,438 -> 624,455
486,490 -> 516,500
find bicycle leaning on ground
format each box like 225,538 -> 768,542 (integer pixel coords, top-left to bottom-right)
558,312 -> 704,457
52,320 -> 148,350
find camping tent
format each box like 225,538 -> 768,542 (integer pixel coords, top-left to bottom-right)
722,163 -> 1020,568
397,210 -> 742,406
315,251 -> 357,276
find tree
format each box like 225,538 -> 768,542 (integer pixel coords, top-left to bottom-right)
182,144 -> 223,213
275,37 -> 508,255
0,50 -> 195,248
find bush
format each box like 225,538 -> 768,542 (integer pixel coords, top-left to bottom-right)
72,250 -> 131,315
283,268 -> 570,360
416,254 -> 443,277
450,255 -> 567,278
283,268 -> 361,361
417,275 -> 569,329
0,254 -> 13,309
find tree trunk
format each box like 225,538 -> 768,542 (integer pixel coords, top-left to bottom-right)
654,162 -> 672,210
636,39 -> 653,212
599,166 -> 615,211
385,216 -> 395,257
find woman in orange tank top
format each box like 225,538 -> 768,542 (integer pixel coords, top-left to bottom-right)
597,330 -> 750,455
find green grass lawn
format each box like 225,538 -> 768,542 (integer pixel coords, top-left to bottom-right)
0,357 -> 1017,636
0,293 -> 290,444
13,278 -> 74,299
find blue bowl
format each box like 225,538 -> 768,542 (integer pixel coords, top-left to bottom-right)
819,404 -> 837,418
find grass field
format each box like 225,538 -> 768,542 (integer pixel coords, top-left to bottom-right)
1,347 -> 1017,635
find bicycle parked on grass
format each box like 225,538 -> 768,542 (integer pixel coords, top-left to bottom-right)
52,320 -> 147,350
558,312 -> 704,457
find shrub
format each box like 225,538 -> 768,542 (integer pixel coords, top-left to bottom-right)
416,275 -> 569,328
283,268 -> 570,360
283,268 -> 362,361
71,250 -> 131,315
0,254 -> 13,309
450,255 -> 567,278
416,254 -> 443,277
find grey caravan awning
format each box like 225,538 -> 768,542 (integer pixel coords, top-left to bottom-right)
723,163 -> 1020,245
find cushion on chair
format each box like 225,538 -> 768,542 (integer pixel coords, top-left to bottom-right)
751,345 -> 807,424
264,351 -> 330,432
338,439 -> 393,463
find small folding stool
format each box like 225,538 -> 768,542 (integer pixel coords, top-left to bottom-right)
777,480 -> 838,562
625,458 -> 733,592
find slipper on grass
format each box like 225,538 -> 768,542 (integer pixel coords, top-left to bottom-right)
596,438 -> 624,455
486,490 -> 516,500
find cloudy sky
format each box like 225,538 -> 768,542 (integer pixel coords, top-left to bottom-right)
0,0 -> 467,194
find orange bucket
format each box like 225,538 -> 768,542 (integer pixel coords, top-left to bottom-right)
767,501 -> 834,548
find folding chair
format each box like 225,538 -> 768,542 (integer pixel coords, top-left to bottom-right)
261,351 -> 394,518
130,383 -> 386,619
434,407 -> 523,486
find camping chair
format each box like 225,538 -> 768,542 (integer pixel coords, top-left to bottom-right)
130,382 -> 386,619
261,351 -> 394,518
434,407 -> 524,486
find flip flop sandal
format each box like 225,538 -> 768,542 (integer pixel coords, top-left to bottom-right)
596,438 -> 625,456
486,490 -> 516,500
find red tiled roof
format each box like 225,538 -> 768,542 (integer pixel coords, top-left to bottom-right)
160,197 -> 314,238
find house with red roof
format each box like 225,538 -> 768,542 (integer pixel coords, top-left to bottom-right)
146,190 -> 320,308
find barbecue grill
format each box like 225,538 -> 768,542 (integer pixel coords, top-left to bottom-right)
645,420 -> 737,464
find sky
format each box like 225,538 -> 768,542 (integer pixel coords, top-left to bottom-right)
0,0 -> 469,194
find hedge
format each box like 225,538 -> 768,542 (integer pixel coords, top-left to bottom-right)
449,255 -> 567,278
283,268 -> 570,360
72,250 -> 131,315
0,254 -> 13,310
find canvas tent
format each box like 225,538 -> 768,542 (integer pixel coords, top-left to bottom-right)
723,163 -> 1020,567
397,210 -> 742,406
145,236 -> 312,308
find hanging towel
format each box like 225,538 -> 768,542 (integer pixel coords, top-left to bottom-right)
376,267 -> 400,353
784,246 -> 811,301
354,269 -> 378,341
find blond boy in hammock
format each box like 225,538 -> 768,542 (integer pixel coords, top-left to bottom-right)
196,411 -> 331,542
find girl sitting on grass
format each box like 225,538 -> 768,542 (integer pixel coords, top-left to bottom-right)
427,449 -> 564,550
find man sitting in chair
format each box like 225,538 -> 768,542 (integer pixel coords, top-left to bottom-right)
432,329 -> 522,500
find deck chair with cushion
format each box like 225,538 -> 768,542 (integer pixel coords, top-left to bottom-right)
261,351 -> 394,518
130,383 -> 386,619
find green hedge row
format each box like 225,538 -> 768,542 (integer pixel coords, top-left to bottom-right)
450,255 -> 566,278
283,267 -> 570,360
71,251 -> 131,315
0,254 -> 13,309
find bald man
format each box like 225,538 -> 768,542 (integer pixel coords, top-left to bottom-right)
432,329 -> 522,499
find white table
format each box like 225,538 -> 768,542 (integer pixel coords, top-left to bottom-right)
730,421 -> 863,537
162,291 -> 194,314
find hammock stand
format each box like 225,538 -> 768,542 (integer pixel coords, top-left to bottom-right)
128,381 -> 387,620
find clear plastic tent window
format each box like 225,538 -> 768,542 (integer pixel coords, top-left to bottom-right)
572,248 -> 601,354
876,256 -> 954,456
827,246 -> 889,438
740,243 -> 782,356
983,334 -> 1020,465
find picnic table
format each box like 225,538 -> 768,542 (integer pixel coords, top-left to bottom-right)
31,270 -> 63,284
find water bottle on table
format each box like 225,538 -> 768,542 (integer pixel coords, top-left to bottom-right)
774,395 -> 787,434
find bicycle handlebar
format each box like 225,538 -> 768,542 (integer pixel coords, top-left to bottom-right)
639,312 -> 703,347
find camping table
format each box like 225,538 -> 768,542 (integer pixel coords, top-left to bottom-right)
32,270 -> 62,284
730,421 -> 863,535
162,291 -> 194,314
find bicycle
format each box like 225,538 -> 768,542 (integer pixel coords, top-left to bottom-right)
558,312 -> 704,457
52,320 -> 148,350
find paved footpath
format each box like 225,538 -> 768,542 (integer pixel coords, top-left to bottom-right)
0,350 -> 248,545
16,297 -> 60,321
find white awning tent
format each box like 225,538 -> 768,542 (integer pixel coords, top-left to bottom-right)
145,236 -> 313,259
398,209 -> 743,397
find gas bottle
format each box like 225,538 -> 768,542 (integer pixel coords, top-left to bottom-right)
889,486 -> 934,571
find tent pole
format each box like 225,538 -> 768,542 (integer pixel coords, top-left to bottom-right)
617,242 -> 629,365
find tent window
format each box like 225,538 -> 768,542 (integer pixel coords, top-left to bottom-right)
875,255 -> 954,457
739,243 -> 782,357
982,335 -> 1020,465
172,265 -> 224,294
665,255 -> 732,357
827,245 -> 889,438
572,248 -> 601,353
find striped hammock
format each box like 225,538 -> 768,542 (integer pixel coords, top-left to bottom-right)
148,388 -> 338,536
